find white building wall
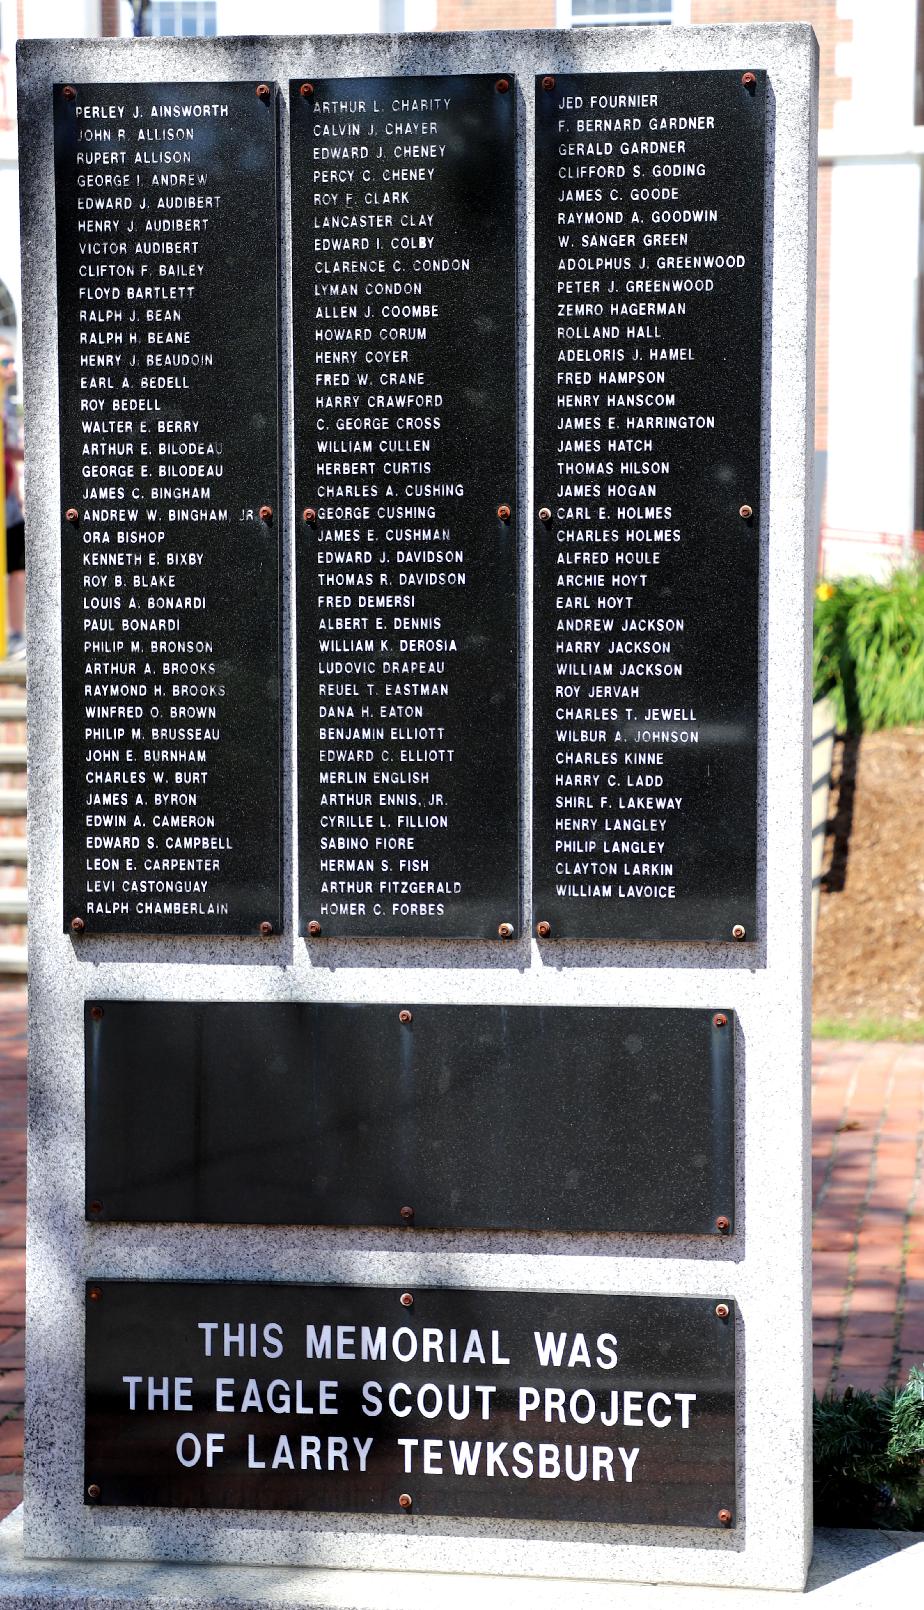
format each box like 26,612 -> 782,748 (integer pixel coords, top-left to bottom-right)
824,158 -> 920,574
822,0 -> 922,575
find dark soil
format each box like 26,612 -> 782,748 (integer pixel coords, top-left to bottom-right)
814,728 -> 924,1023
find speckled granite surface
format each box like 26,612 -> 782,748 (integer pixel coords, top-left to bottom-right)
18,22 -> 818,1594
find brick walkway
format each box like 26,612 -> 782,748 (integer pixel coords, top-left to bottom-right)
812,1038 -> 924,1397
0,1006 -> 918,1521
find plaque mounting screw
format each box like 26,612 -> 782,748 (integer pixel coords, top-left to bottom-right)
65,507 -> 79,525
497,503 -> 511,522
715,1303 -> 730,1319
62,85 -> 76,102
399,1292 -> 414,1308
497,922 -> 514,939
398,1492 -> 413,1511
300,82 -> 315,98
90,1006 -> 104,1021
399,1205 -> 415,1224
542,75 -> 556,92
538,506 -> 552,523
70,916 -> 85,934
88,1200 -> 103,1216
88,1288 -> 101,1302
87,1484 -> 100,1500
307,920 -> 322,936
732,924 -> 746,941
718,1508 -> 733,1526
713,1013 -> 728,1028
303,507 -> 318,525
536,920 -> 551,938
495,78 -> 510,94
259,505 -> 273,524
741,71 -> 757,89
399,1009 -> 413,1024
256,83 -> 271,101
739,504 -> 753,521
716,1215 -> 731,1234
259,921 -> 273,937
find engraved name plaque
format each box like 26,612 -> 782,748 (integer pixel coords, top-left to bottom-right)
291,76 -> 518,939
84,1000 -> 735,1234
532,72 -> 765,941
54,82 -> 281,935
85,1282 -> 736,1524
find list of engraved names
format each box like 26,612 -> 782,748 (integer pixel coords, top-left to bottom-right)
293,76 -> 517,938
55,83 -> 280,934
533,72 -> 762,940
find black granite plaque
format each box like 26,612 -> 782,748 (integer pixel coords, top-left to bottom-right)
532,72 -> 765,941
84,1281 -> 736,1523
84,999 -> 734,1234
290,76 -> 519,939
54,82 -> 281,935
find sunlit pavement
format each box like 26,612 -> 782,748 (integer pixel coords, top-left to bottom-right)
0,1004 -> 919,1521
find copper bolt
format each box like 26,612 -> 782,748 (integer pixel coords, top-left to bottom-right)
742,71 -> 757,88
715,1302 -> 730,1319
538,506 -> 552,523
88,1200 -> 103,1215
399,1205 -> 414,1224
542,75 -> 556,92
536,920 -> 551,938
732,924 -> 746,941
62,85 -> 77,102
739,504 -> 753,520
90,1006 -> 104,1021
497,503 -> 511,522
718,1508 -> 733,1526
259,921 -> 273,937
399,1292 -> 414,1308
716,1215 -> 731,1234
497,922 -> 514,939
70,916 -> 85,934
88,1287 -> 101,1302
496,77 -> 510,94
713,1013 -> 728,1028
300,82 -> 315,98
256,83 -> 271,101
303,507 -> 317,525
259,505 -> 273,524
398,1492 -> 413,1510
307,920 -> 322,936
87,1483 -> 101,1499
65,507 -> 79,525
399,1009 -> 413,1024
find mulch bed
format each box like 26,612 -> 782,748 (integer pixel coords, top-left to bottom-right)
814,728 -> 924,1023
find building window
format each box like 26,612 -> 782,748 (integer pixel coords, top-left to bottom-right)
566,0 -> 673,24
146,1 -> 218,37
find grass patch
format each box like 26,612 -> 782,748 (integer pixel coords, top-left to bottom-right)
814,568 -> 924,731
813,1016 -> 924,1043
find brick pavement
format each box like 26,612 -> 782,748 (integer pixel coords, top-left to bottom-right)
0,1007 -> 917,1521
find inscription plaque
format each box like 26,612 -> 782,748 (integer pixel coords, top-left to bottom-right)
291,76 -> 519,938
532,72 -> 765,941
54,82 -> 281,934
84,1282 -> 736,1524
85,1000 -> 734,1234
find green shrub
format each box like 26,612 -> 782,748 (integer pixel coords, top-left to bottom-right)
813,568 -> 924,731
813,1367 -> 924,1527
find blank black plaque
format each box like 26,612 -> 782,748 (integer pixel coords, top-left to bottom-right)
533,72 -> 765,941
54,82 -> 281,934
84,1000 -> 734,1233
84,1281 -> 736,1524
290,77 -> 519,938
